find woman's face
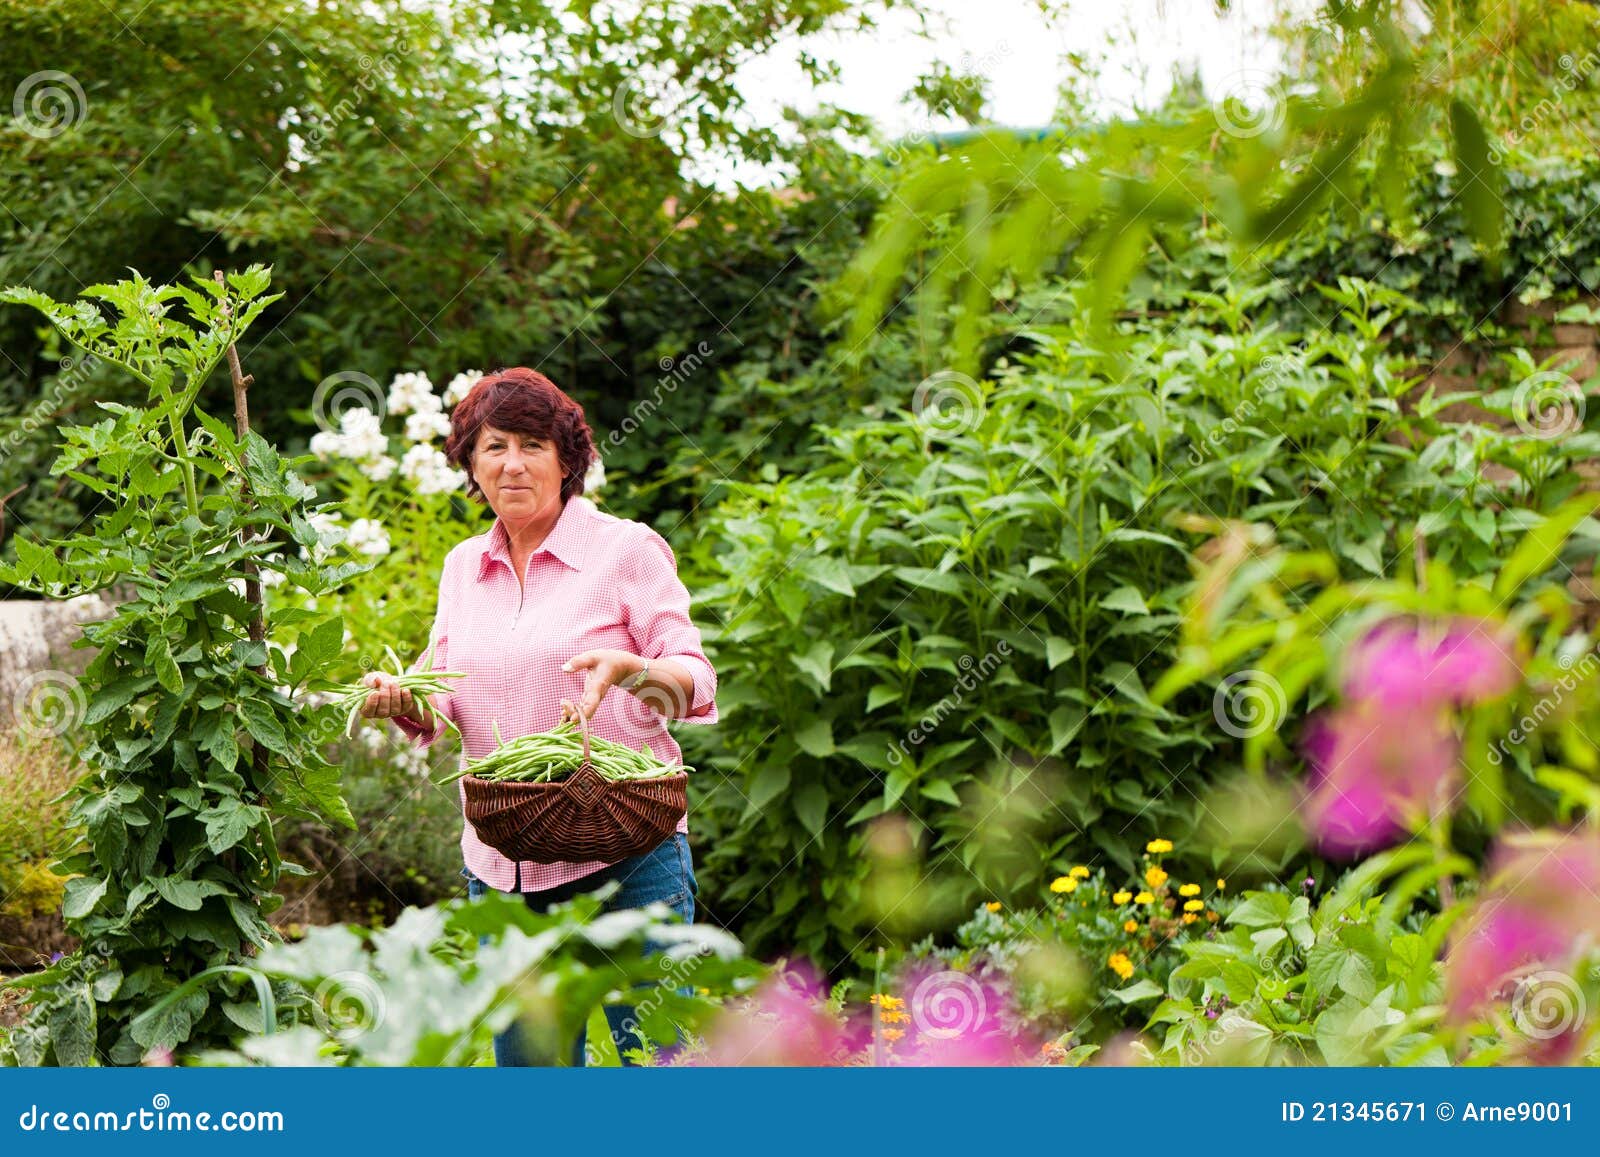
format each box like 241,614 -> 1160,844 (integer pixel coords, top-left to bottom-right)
471,422 -> 566,526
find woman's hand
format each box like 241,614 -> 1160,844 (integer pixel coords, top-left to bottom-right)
560,649 -> 639,723
360,671 -> 426,725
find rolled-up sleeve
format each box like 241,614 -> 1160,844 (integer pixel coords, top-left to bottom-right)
393,548 -> 458,746
623,527 -> 718,724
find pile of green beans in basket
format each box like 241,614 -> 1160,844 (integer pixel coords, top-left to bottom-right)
435,718 -> 690,786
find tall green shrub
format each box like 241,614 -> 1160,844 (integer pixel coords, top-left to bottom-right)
0,269 -> 365,1065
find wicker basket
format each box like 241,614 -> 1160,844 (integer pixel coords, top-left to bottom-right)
460,712 -> 687,864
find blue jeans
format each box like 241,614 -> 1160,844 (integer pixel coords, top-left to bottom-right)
463,832 -> 697,1067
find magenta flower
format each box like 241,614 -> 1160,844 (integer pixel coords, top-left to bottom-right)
694,965 -> 857,1066
1342,619 -> 1521,709
1300,703 -> 1458,857
1446,830 -> 1600,1041
888,964 -> 1038,1067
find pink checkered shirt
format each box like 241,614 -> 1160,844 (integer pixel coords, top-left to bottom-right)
393,495 -> 718,892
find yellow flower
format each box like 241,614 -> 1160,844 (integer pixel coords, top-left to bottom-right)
1134,891 -> 1154,905
1146,838 -> 1173,854
1184,899 -> 1204,912
985,901 -> 1002,913
1217,878 -> 1227,890
1145,866 -> 1168,889
1070,865 -> 1091,879
1181,912 -> 1198,925
870,994 -> 905,1012
882,1028 -> 905,1042
1112,890 -> 1133,905
1049,876 -> 1079,894
1178,883 -> 1200,897
1123,919 -> 1139,933
1206,909 -> 1220,923
1108,952 -> 1135,981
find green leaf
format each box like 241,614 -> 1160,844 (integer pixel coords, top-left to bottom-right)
1449,98 -> 1502,249
1047,704 -> 1085,754
153,876 -> 229,912
62,876 -> 108,920
798,556 -> 855,597
1100,586 -> 1149,615
793,781 -> 829,838
866,684 -> 901,713
152,637 -> 182,695
1109,979 -> 1163,1004
49,990 -> 96,1067
1045,636 -> 1075,670
747,761 -> 791,811
238,698 -> 290,755
202,800 -> 265,855
794,717 -> 835,758
1225,891 -> 1291,928
1495,496 -> 1600,600
790,640 -> 835,694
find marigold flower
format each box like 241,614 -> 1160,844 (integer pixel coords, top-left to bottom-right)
1184,899 -> 1204,912
1108,952 -> 1135,981
1181,913 -> 1198,925
882,1028 -> 905,1042
1205,909 -> 1220,922
1217,878 -> 1227,890
1123,919 -> 1139,933
1134,891 -> 1154,904
1145,866 -> 1168,889
985,901 -> 1002,913
1070,865 -> 1091,879
1178,883 -> 1200,897
1146,838 -> 1173,854
1049,876 -> 1078,894
1112,890 -> 1133,904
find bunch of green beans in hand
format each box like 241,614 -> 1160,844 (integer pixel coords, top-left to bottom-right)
435,718 -> 689,786
319,641 -> 465,738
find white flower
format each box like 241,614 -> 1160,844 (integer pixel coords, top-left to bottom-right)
583,455 -> 605,495
400,443 -> 464,495
359,455 -> 397,482
386,371 -> 437,415
404,410 -> 452,443
309,430 -> 344,460
444,370 -> 482,407
345,518 -> 392,557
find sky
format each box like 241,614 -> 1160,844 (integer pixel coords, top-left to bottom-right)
714,0 -> 1317,184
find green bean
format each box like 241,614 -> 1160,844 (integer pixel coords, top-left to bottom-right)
315,638 -> 465,737
434,719 -> 690,786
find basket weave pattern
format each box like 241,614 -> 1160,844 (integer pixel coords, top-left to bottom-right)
460,713 -> 687,864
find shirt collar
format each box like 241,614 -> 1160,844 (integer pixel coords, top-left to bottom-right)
476,496 -> 589,580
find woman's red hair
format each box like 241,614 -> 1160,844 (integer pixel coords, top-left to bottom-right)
444,367 -> 595,504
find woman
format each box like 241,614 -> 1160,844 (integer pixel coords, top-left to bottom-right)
358,366 -> 718,1067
